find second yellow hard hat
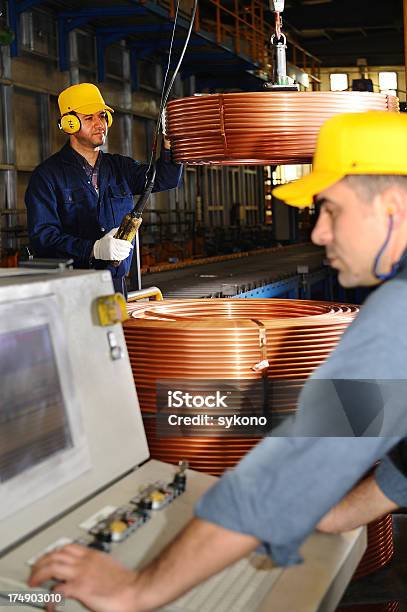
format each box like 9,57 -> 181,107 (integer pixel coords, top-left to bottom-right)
273,111 -> 407,208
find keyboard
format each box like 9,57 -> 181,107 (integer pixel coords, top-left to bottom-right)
165,555 -> 283,612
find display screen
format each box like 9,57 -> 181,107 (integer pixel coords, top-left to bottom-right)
0,324 -> 73,483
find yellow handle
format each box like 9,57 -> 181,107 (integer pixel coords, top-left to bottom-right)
127,286 -> 163,302
112,216 -> 143,268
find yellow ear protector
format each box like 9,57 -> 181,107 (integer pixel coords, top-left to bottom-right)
59,113 -> 81,134
58,110 -> 113,135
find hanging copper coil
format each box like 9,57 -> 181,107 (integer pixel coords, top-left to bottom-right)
353,514 -> 394,580
336,601 -> 399,612
166,91 -> 399,165
124,298 -> 357,474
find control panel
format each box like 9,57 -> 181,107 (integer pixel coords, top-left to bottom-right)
28,462 -> 188,564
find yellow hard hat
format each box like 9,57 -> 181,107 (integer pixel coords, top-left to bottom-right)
273,111 -> 407,208
58,83 -> 114,117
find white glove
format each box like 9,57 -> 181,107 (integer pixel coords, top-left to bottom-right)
93,228 -> 133,262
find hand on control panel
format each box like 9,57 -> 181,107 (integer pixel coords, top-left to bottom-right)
28,543 -> 140,612
27,463 -> 190,611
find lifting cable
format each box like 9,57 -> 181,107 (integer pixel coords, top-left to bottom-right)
133,0 -> 198,217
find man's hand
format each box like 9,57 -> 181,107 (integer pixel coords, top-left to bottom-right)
28,519 -> 259,612
93,228 -> 133,262
28,544 -> 142,612
317,474 -> 398,534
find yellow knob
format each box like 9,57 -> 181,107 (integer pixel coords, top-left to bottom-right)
110,520 -> 127,533
150,491 -> 166,503
96,294 -> 129,326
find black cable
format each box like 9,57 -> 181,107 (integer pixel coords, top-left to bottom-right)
133,0 -> 198,218
147,0 -> 182,172
160,0 -> 198,125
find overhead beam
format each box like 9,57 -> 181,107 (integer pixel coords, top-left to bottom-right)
96,24 -> 174,83
57,6 -> 148,72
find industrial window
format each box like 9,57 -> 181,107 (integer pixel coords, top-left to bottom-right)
106,113 -> 125,155
105,45 -> 124,79
10,170 -> 29,253
329,74 -> 348,92
21,9 -> 57,59
183,167 -> 197,215
0,1 -> 7,30
16,171 -> 30,216
203,167 -> 223,227
379,71 -> 397,96
132,118 -> 148,160
78,68 -> 97,84
14,88 -> 42,170
138,60 -> 161,91
77,32 -> 96,70
273,164 -> 312,187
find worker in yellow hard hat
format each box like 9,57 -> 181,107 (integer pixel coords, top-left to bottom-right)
29,111 -> 407,611
25,83 -> 182,296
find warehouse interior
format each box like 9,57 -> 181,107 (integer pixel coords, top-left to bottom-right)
1,0 -> 407,610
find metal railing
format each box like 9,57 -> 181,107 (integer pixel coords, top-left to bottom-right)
161,0 -> 321,86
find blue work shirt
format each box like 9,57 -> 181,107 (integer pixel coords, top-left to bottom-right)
196,256 -> 407,566
25,142 -> 182,293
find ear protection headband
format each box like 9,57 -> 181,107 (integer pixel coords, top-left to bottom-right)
58,110 -> 113,135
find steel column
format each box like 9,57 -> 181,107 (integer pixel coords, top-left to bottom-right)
122,43 -> 133,157
58,16 -> 88,72
39,93 -> 51,160
69,31 -> 79,84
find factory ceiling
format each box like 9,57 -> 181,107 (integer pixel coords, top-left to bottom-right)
281,0 -> 404,67
12,0 -> 405,85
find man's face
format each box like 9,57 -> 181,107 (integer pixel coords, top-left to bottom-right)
311,179 -> 388,287
75,111 -> 108,147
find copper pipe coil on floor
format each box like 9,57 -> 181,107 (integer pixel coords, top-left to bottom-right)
124,298 -> 357,473
353,514 -> 395,580
166,92 -> 399,165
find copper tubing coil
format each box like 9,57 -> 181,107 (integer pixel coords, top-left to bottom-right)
142,419 -> 258,475
166,92 -> 399,165
124,298 -> 358,475
352,514 -> 394,580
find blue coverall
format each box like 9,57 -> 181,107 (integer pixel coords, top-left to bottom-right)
25,142 -> 182,293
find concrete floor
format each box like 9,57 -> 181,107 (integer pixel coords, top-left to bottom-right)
338,514 -> 407,610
